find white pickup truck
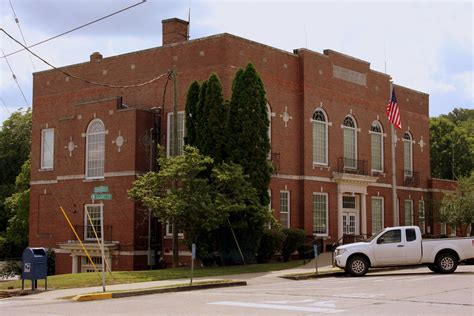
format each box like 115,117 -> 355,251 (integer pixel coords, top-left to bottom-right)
333,226 -> 474,276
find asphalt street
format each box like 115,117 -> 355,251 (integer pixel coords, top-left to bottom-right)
1,265 -> 473,315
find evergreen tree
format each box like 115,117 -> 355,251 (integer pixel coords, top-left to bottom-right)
199,74 -> 229,164
184,81 -> 200,146
228,63 -> 271,205
195,80 -> 208,151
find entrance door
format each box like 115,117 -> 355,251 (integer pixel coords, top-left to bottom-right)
342,195 -> 359,235
343,213 -> 357,235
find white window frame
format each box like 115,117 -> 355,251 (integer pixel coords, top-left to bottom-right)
85,119 -> 106,179
279,190 -> 290,228
313,192 -> 328,236
342,115 -> 357,169
312,108 -> 329,166
371,197 -> 384,234
41,128 -> 54,170
418,200 -> 425,234
404,199 -> 413,226
370,121 -> 384,172
84,204 -> 102,241
167,111 -> 186,156
165,221 -> 184,237
403,131 -> 413,174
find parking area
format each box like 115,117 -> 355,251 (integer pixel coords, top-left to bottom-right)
1,265 -> 473,315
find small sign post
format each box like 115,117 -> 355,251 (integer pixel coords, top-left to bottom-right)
191,243 -> 196,285
313,244 -> 319,274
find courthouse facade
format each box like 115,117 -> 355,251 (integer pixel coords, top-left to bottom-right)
29,18 -> 455,274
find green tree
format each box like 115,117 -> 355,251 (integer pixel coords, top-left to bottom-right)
228,64 -> 272,205
184,81 -> 200,146
430,117 -> 473,179
439,173 -> 474,236
195,80 -> 208,151
3,159 -> 30,251
0,109 -> 31,238
199,74 -> 229,164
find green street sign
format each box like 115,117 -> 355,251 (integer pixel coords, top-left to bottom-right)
91,193 -> 112,200
94,186 -> 109,193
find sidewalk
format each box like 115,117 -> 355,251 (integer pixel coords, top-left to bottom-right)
7,253 -> 337,302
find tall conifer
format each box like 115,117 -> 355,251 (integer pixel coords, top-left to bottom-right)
199,74 -> 228,163
184,81 -> 200,146
228,63 -> 271,205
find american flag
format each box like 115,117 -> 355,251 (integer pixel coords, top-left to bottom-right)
386,88 -> 401,129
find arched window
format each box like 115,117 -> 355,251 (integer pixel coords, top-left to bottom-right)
343,115 -> 357,168
403,132 -> 413,175
86,119 -> 105,179
370,121 -> 383,172
312,109 -> 328,165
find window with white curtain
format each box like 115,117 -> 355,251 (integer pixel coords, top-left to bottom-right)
403,132 -> 413,175
370,121 -> 383,172
312,109 -> 328,165
280,191 -> 290,228
343,116 -> 357,168
41,128 -> 54,169
86,119 -> 105,179
372,197 -> 384,234
404,199 -> 413,226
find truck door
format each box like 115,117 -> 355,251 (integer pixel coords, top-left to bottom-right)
404,228 -> 422,264
373,229 -> 405,265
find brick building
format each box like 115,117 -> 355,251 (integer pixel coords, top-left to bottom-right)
29,18 -> 456,274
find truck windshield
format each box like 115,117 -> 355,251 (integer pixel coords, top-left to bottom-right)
365,229 -> 385,242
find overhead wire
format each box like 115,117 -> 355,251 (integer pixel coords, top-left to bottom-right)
1,48 -> 29,106
1,28 -> 169,89
9,0 -> 36,71
1,0 -> 147,59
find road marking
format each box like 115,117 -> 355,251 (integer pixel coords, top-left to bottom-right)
209,301 -> 346,313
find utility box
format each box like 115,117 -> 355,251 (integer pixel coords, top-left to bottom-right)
21,247 -> 48,291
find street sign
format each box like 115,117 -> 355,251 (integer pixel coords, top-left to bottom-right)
94,186 -> 109,193
91,193 -> 112,200
313,244 -> 318,257
191,243 -> 196,259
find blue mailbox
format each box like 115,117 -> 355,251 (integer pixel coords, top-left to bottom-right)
21,247 -> 48,291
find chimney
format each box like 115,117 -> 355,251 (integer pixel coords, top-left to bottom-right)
90,52 -> 103,63
162,18 -> 189,46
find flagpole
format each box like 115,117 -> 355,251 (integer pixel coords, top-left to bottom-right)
389,81 -> 398,226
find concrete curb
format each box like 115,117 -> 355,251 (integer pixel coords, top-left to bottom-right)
72,292 -> 112,302
72,280 -> 247,302
280,270 -> 344,280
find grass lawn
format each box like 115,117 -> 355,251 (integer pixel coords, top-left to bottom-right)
0,260 -> 304,290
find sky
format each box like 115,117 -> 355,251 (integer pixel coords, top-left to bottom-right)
0,0 -> 473,125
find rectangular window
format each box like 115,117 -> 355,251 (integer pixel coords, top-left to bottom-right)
342,196 -> 356,209
404,200 -> 413,226
84,204 -> 102,241
404,139 -> 413,173
371,197 -> 384,234
280,191 -> 290,228
313,121 -> 327,164
418,201 -> 425,234
165,222 -> 184,237
371,132 -> 383,172
167,112 -> 185,156
449,225 -> 457,237
41,128 -> 54,169
440,222 -> 446,235
313,193 -> 328,236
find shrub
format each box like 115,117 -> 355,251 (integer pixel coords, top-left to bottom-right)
282,228 -> 306,262
256,228 -> 285,263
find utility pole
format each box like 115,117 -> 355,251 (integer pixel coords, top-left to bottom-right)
172,66 -> 179,267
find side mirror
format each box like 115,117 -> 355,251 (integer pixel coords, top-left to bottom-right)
377,237 -> 385,244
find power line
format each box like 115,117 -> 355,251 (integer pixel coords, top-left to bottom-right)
1,28 -> 170,89
9,0 -> 36,71
1,49 -> 29,106
1,0 -> 147,59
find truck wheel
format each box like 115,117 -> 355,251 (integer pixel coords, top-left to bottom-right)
427,264 -> 440,273
346,256 -> 369,276
436,253 -> 458,273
